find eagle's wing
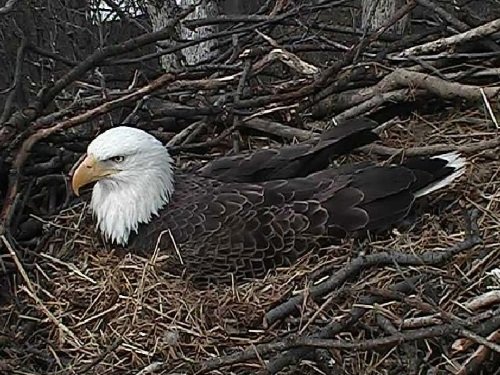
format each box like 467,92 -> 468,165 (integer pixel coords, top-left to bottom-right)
197,117 -> 379,183
131,163 -> 420,286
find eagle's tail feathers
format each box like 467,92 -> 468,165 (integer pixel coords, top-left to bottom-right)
409,152 -> 466,198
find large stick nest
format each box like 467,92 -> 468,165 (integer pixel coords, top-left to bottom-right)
1,1 -> 500,374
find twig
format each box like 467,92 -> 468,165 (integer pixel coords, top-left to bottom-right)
231,57 -> 252,153
334,88 -> 422,122
169,125 -> 235,153
26,43 -> 78,66
199,314 -> 498,373
415,0 -> 500,52
122,96 -> 148,125
464,291 -> 500,311
1,235 -> 82,346
267,276 -> 424,373
400,18 -> 500,57
457,329 -> 500,375
78,338 -> 123,374
331,67 -> 500,124
41,7 -> 193,108
380,68 -> 499,102
113,8 -> 301,66
135,362 -> 166,375
101,0 -> 148,32
264,210 -> 480,326
362,136 -> 500,157
0,36 -> 27,124
0,0 -> 18,15
242,118 -> 314,141
167,120 -> 205,147
480,88 -> 499,129
459,328 -> 500,354
376,313 -> 420,371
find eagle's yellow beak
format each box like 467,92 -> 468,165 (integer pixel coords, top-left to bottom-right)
72,155 -> 116,196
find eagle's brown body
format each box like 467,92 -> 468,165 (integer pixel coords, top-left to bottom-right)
121,119 -> 461,286
129,165 -> 411,285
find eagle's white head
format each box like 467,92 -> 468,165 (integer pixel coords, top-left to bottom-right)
71,126 -> 174,245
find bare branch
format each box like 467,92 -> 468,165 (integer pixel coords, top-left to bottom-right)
400,17 -> 500,57
0,0 -> 19,15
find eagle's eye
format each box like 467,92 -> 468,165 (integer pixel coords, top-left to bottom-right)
110,155 -> 125,163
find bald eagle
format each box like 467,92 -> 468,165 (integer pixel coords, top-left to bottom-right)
72,119 -> 465,285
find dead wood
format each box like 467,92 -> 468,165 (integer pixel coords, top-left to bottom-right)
415,0 -> 500,52
400,17 -> 500,57
265,210 -> 481,326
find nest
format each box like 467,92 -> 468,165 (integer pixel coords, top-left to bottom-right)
1,1 -> 500,373
2,114 -> 499,375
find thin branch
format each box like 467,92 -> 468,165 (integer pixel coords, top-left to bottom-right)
363,137 -> 500,157
198,324 -> 461,373
264,210 -> 480,326
40,7 -> 193,108
400,17 -> 500,57
0,36 -> 27,123
0,0 -> 19,15
415,0 -> 500,52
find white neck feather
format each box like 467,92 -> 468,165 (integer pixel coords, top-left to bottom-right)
91,148 -> 174,246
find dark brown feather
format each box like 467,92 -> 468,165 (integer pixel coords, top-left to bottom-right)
197,117 -> 379,182
122,120 -> 463,287
127,154 -> 460,287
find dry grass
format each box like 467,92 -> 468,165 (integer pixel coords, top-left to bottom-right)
1,110 -> 500,375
